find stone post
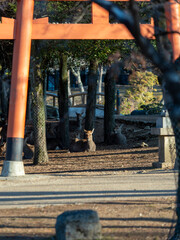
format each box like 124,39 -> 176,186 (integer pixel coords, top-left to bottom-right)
151,116 -> 176,168
56,210 -> 102,240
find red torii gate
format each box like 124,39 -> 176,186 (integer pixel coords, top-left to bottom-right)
0,0 -> 179,176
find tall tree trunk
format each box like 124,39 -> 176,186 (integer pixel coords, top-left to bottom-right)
67,69 -> 72,106
0,69 -> 10,121
85,59 -> 98,131
104,65 -> 116,144
170,117 -> 180,239
26,79 -> 32,121
97,64 -> 103,95
58,53 -> 69,149
31,42 -> 49,165
43,70 -> 47,119
104,60 -> 123,144
71,67 -> 85,92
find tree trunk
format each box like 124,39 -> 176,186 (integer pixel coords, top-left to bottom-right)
43,70 -> 47,119
26,79 -> 32,121
85,59 -> 98,131
68,69 -> 72,106
97,64 -> 103,103
104,66 -> 116,144
71,67 -> 85,93
31,42 -> 49,165
58,53 -> 69,149
0,70 -> 10,121
170,127 -> 180,240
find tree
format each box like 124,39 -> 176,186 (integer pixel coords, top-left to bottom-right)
85,58 -> 99,131
68,39 -> 130,134
58,53 -> 69,149
31,41 -> 49,165
121,71 -> 159,114
91,0 -> 180,238
104,61 -> 121,143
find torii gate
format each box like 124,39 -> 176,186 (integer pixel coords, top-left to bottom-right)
0,0 -> 179,176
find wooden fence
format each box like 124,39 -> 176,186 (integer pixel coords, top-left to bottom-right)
46,85 -> 162,109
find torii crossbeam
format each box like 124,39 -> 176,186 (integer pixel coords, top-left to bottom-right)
0,0 -> 179,176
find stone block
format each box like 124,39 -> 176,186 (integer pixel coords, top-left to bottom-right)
158,135 -> 176,164
55,210 -> 101,240
156,117 -> 172,128
151,118 -> 176,169
151,127 -> 174,136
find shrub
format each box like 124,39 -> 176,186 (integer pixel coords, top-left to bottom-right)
120,71 -> 159,115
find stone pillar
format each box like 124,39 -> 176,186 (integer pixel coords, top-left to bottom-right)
151,117 -> 176,168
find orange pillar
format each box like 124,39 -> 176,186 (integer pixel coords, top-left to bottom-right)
165,0 -> 180,61
1,0 -> 34,176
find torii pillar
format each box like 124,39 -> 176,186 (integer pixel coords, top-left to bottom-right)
1,0 -> 34,176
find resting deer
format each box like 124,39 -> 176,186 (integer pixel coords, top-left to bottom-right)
0,137 -> 34,158
69,129 -> 96,152
110,124 -> 127,145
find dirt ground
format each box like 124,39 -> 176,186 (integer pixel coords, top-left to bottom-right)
0,119 -> 177,240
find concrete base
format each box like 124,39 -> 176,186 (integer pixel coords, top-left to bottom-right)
152,161 -> 174,169
1,161 -> 25,177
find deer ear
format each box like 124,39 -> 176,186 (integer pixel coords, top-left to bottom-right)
84,129 -> 87,133
92,128 -> 94,134
120,124 -> 124,130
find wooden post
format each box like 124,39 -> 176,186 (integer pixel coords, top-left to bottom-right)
1,0 -> 34,176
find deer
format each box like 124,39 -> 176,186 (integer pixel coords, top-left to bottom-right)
0,134 -> 34,158
110,124 -> 127,145
69,129 -> 96,152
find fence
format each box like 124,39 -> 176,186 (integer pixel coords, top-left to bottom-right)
46,85 -> 162,109
46,91 -> 105,109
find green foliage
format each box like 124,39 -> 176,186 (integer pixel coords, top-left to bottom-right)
121,71 -> 159,115
0,0 -> 16,18
34,1 -> 91,23
68,40 -> 134,64
7,2 -> 16,15
110,1 -> 151,24
0,1 -> 16,71
141,102 -> 163,114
